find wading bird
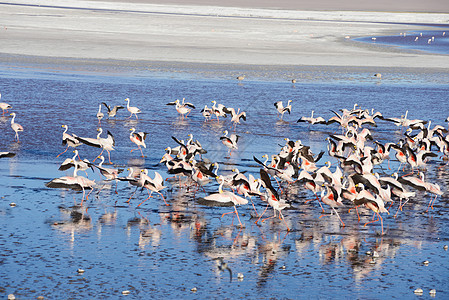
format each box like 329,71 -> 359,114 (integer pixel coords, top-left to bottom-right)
10,113 -> 23,142
102,102 -> 124,118
129,128 -> 148,157
57,125 -> 82,158
203,177 -> 248,226
274,100 -> 292,119
125,98 -> 141,119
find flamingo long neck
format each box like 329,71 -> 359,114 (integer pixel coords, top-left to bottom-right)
99,156 -> 105,168
311,110 -> 314,118
73,161 -> 78,177
263,155 -> 269,165
97,128 -> 103,139
98,105 -> 102,113
72,151 -> 78,161
63,126 -> 68,134
214,163 -> 219,176
11,114 -> 15,124
218,180 -> 224,193
130,128 -> 135,138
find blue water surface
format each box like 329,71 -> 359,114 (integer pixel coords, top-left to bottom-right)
0,63 -> 448,299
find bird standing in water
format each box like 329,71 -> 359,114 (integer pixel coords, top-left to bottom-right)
129,127 -> 148,158
10,112 -> 24,142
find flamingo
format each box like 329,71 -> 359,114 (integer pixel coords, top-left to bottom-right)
137,170 -> 168,207
211,100 -> 229,123
129,128 -> 148,157
91,155 -> 121,193
45,159 -> 95,205
297,110 -> 327,126
274,100 -> 292,119
10,113 -> 24,142
227,107 -> 247,130
220,130 -> 239,153
200,105 -> 213,121
166,98 -> 195,118
125,98 -> 141,119
0,95 -> 12,115
203,177 -> 248,226
96,104 -> 104,125
56,125 -> 82,158
320,185 -> 345,227
102,102 -> 124,118
74,128 -> 115,164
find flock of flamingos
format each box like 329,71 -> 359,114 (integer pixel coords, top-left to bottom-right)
1,91 -> 449,235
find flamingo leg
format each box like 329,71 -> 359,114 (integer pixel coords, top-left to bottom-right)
137,191 -> 152,208
279,211 -> 290,231
364,213 -> 380,229
249,197 -> 259,217
255,202 -> 270,224
331,206 -> 345,227
221,207 -> 242,226
158,191 -> 170,206
139,146 -> 144,158
262,214 -> 276,223
394,199 -> 403,218
56,146 -> 69,158
80,186 -> 86,205
426,194 -> 438,212
126,186 -> 139,204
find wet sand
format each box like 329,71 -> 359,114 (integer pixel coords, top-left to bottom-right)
0,0 -> 448,70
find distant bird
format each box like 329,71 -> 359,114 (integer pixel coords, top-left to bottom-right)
129,127 -> 148,157
102,102 -> 124,118
96,104 -> 104,125
374,73 -> 382,78
10,113 -> 23,142
56,124 -> 82,158
291,79 -> 297,84
236,75 -> 245,81
125,98 -> 141,119
0,95 -> 12,115
274,100 -> 292,119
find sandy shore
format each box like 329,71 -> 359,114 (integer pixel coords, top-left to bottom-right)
0,0 -> 448,69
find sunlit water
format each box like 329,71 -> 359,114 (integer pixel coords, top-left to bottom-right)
0,63 -> 449,299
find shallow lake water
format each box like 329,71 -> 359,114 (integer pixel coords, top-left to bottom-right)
355,29 -> 449,55
0,62 -> 449,299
